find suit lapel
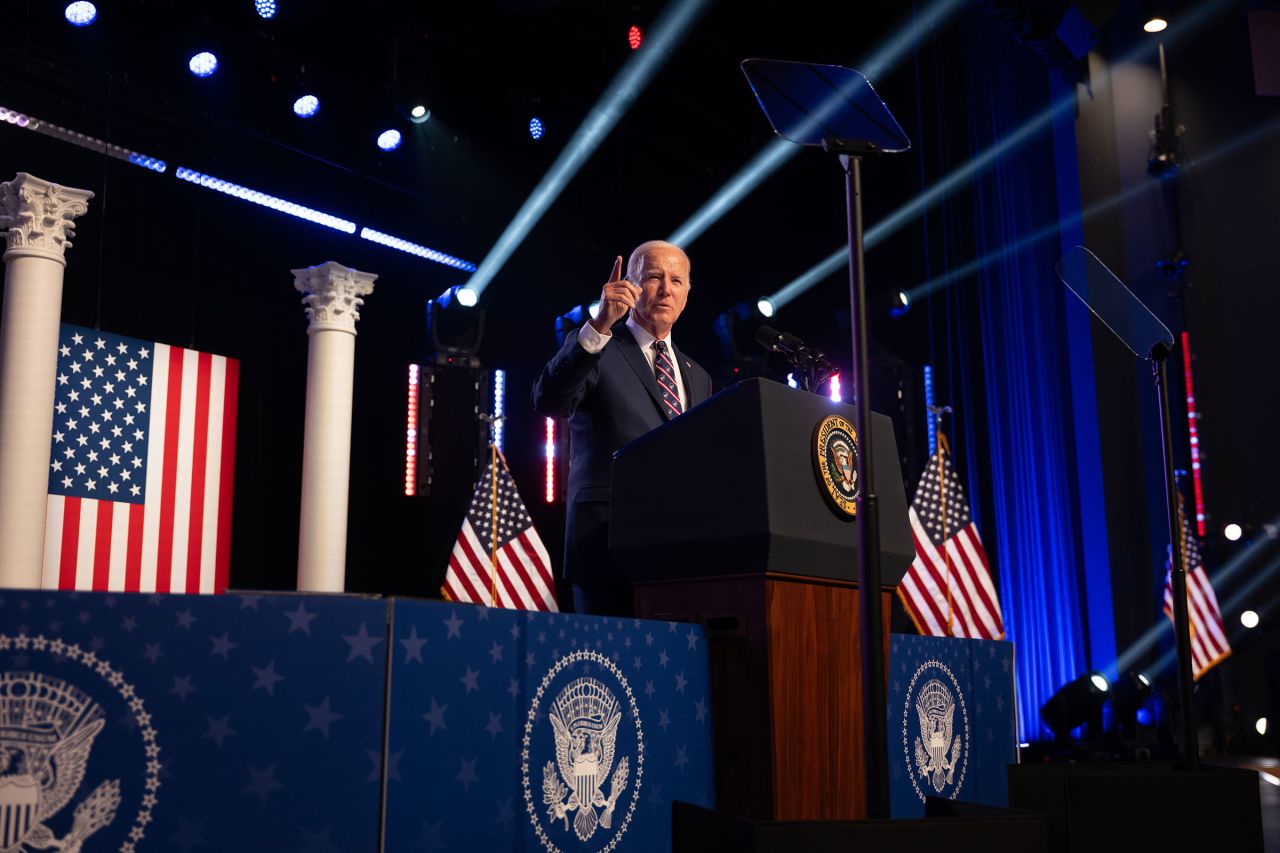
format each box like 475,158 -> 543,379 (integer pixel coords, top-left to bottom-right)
614,326 -> 668,416
672,344 -> 706,407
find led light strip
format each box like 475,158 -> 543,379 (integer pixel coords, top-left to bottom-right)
175,167 -> 356,233
1181,332 -> 1206,536
923,364 -> 936,455
1,105 -> 167,173
405,364 -> 420,496
359,227 -> 476,272
492,369 -> 506,453
544,417 -> 556,503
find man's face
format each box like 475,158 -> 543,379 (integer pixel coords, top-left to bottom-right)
631,245 -> 690,335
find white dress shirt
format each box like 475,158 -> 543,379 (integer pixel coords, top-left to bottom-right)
577,315 -> 688,411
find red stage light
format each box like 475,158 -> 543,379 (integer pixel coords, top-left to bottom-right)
628,25 -> 643,50
544,417 -> 556,503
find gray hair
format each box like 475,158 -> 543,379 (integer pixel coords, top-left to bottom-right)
626,240 -> 691,287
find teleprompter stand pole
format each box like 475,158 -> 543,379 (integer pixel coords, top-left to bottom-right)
1152,341 -> 1199,769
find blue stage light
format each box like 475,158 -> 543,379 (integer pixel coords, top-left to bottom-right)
358,228 -> 477,272
1136,707 -> 1153,727
293,95 -> 320,118
189,52 -> 219,78
255,0 -> 278,19
127,153 -> 168,173
463,0 -> 711,299
377,129 -> 402,151
175,167 -> 357,233
529,117 -> 544,140
65,2 -> 97,27
923,365 -> 936,455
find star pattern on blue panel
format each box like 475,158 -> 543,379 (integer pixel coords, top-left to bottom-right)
169,674 -> 197,701
674,671 -> 687,694
675,744 -> 689,772
168,817 -> 208,853
303,696 -> 343,738
175,609 -> 197,630
209,631 -> 236,659
143,642 -> 163,664
284,602 -> 317,634
495,797 -> 515,828
484,712 -> 503,740
299,824 -> 343,853
694,698 -> 708,724
423,698 -> 447,735
658,650 -> 669,668
456,756 -> 479,793
444,611 -> 464,639
400,626 -> 427,664
488,641 -> 504,664
686,627 -> 699,651
251,660 -> 285,695
238,594 -> 263,610
418,819 -> 445,852
365,748 -> 404,784
342,622 -> 383,663
244,763 -> 285,805
203,714 -> 235,748
659,709 -> 671,732
121,615 -> 138,632
460,666 -> 480,694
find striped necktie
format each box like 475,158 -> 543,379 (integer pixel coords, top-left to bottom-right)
652,340 -> 683,419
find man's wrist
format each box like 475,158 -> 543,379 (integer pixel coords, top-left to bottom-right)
577,321 -> 611,354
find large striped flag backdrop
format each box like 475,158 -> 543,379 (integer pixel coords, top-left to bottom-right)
1162,495 -> 1231,679
899,434 -> 1005,640
42,324 -> 239,593
442,447 -> 558,611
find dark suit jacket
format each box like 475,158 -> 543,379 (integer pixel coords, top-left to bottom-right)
531,322 -> 713,581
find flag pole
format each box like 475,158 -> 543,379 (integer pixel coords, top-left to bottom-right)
938,431 -> 952,633
489,442 -> 499,607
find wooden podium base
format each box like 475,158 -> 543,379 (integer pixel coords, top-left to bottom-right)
633,572 -> 892,822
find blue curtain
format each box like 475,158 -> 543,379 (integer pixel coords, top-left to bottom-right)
932,11 -> 1095,741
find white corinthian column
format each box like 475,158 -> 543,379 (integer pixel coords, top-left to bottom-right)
293,261 -> 377,592
0,173 -> 94,588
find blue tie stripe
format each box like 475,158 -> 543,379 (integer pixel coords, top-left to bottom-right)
653,341 -> 682,419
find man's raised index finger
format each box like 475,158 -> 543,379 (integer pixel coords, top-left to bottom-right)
609,256 -> 623,283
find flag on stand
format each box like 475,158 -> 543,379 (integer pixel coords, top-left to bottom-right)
899,434 -> 1004,639
442,447 -> 558,611
42,324 -> 239,593
1162,496 -> 1231,679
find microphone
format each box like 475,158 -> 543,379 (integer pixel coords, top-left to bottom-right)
755,325 -> 836,374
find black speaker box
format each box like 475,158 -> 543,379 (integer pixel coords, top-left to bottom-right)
1008,762 -> 1263,853
671,800 -> 1049,852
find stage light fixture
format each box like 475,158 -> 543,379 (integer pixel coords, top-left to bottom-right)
456,287 -> 479,308
1041,671 -> 1110,737
65,2 -> 97,27
462,0 -> 710,300
529,117 -> 544,140
628,25 -> 643,49
1,104 -> 168,173
409,105 -> 430,125
756,297 -> 775,318
1110,670 -> 1154,736
1258,717 -> 1268,736
889,289 -> 911,318
175,167 -> 356,233
1144,17 -> 1168,33
377,129 -> 402,151
293,95 -> 319,118
1225,523 -> 1243,541
1241,610 -> 1260,629
255,0 -> 278,18
427,287 -> 486,362
357,228 -> 476,271
189,52 -> 219,78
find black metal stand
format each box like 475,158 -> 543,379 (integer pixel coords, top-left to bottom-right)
838,150 -> 890,817
1152,341 -> 1199,769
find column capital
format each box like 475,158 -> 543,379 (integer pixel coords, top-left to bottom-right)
292,261 -> 377,335
0,172 -> 95,264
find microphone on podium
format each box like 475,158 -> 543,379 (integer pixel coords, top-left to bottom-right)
754,325 -> 837,375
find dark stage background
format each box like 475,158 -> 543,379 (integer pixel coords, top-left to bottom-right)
1,0 -> 1277,745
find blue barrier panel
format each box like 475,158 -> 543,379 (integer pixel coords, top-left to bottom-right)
0,589 -> 387,851
886,633 -> 1017,817
385,600 -> 715,852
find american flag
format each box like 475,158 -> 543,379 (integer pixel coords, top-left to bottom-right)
41,324 -> 239,593
898,436 -> 1004,639
442,449 -> 558,611
1162,496 -> 1231,679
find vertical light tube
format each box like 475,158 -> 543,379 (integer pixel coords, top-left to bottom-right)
493,369 -> 506,453
544,418 -> 556,503
829,373 -> 842,402
1181,332 -> 1206,536
405,364 -> 419,496
923,364 -> 936,455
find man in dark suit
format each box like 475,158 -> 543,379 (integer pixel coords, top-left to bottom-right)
532,240 -> 713,616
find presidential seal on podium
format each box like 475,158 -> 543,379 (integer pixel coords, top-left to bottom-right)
813,414 -> 860,518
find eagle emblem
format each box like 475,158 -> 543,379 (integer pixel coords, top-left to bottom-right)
912,677 -> 962,793
542,677 -> 630,842
0,672 -> 120,853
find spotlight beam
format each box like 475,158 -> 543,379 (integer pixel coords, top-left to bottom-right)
665,0 -> 966,248
765,0 -> 1226,312
464,0 -> 711,299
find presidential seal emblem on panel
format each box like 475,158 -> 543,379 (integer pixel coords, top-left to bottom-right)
523,649 -> 643,852
813,414 -> 860,518
902,658 -> 969,802
0,634 -> 159,853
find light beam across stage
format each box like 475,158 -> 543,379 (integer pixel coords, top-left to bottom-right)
462,0 -> 711,300
764,0 -> 1228,313
665,0 -> 966,249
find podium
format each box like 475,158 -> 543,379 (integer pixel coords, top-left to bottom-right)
610,378 -> 912,820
